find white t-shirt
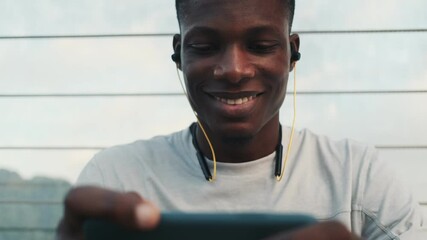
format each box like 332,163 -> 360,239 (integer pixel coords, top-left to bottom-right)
77,125 -> 424,239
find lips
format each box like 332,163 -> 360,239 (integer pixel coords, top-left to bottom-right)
214,95 -> 257,105
203,91 -> 263,118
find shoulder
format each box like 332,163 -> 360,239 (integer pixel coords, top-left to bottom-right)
91,126 -> 192,166
76,126 -> 192,186
290,128 -> 377,206
291,129 -> 424,237
293,129 -> 424,238
293,128 -> 376,169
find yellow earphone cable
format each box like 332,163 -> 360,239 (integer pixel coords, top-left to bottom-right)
176,67 -> 217,181
276,63 -> 297,182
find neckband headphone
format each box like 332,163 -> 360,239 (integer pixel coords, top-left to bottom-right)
190,122 -> 284,181
172,44 -> 300,182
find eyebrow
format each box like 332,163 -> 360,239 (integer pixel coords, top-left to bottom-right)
245,25 -> 284,37
183,26 -> 218,40
184,25 -> 284,40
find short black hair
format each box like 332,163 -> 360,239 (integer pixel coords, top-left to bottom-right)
175,0 -> 296,33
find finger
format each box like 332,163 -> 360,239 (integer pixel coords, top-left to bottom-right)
263,221 -> 360,240
66,186 -> 160,229
57,186 -> 160,239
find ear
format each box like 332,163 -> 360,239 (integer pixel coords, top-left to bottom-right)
289,34 -> 300,72
172,34 -> 182,70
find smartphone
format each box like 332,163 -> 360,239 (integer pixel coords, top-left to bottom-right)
84,212 -> 317,240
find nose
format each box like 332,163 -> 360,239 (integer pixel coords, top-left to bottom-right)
213,45 -> 255,83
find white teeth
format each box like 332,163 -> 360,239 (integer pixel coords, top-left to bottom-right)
215,95 -> 257,105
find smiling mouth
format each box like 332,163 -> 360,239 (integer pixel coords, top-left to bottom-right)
214,95 -> 255,105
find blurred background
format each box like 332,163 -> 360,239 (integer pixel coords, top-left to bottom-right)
0,0 -> 426,239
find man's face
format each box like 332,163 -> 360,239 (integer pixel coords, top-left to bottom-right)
175,0 -> 298,140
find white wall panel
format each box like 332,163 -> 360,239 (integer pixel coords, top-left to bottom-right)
0,0 -> 426,35
1,95 -> 426,146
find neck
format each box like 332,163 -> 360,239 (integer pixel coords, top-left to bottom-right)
195,118 -> 280,163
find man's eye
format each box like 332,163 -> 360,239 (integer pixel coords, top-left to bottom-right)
187,43 -> 215,52
248,42 -> 279,52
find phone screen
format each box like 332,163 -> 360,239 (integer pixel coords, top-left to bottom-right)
84,212 -> 317,240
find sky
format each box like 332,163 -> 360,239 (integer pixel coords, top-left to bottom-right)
0,0 -> 426,214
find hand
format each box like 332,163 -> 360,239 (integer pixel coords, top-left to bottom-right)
56,186 -> 160,240
263,221 -> 361,240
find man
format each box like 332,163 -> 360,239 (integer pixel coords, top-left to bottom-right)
57,0 -> 424,239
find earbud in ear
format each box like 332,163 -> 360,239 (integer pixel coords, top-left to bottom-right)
171,52 -> 181,63
291,49 -> 301,62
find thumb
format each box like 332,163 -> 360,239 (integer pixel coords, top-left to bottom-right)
133,198 -> 161,230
